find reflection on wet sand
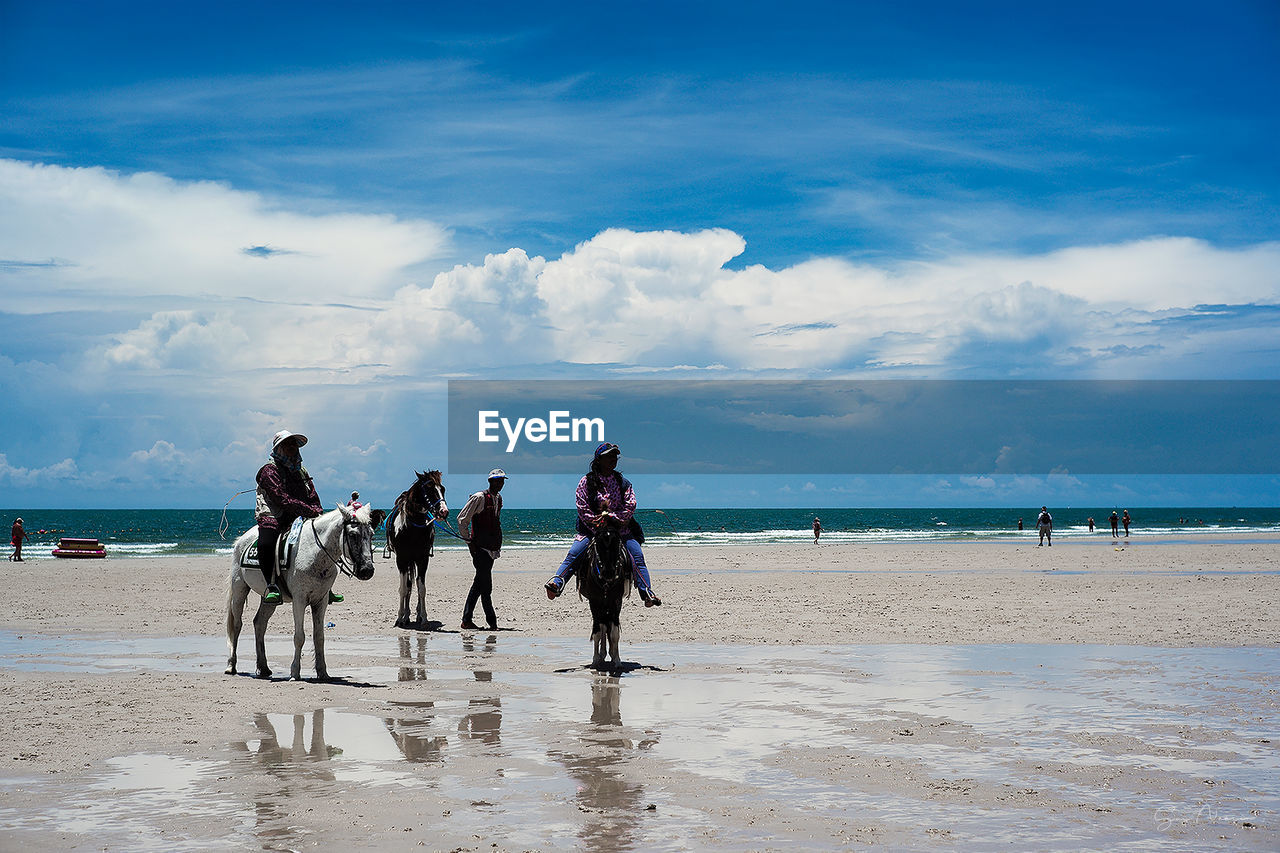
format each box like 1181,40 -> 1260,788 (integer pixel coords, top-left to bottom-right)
460,638 -> 503,746
384,701 -> 447,764
228,710 -> 337,848
551,674 -> 659,853
397,633 -> 429,681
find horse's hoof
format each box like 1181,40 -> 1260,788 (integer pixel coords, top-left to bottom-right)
224,665 -> 236,675
255,669 -> 271,679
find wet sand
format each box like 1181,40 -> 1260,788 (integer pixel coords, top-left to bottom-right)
1,535 -> 1277,850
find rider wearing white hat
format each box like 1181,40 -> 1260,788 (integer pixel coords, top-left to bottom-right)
255,429 -> 326,605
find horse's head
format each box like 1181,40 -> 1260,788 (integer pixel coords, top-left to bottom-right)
414,469 -> 448,521
338,502 -> 386,581
590,518 -> 628,584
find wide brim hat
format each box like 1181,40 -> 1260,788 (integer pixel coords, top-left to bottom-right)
272,429 -> 308,450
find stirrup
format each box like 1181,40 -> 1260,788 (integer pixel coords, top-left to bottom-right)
328,590 -> 344,604
263,585 -> 282,605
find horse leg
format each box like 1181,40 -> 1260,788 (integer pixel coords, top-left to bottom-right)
290,596 -> 307,681
592,621 -> 606,668
414,559 -> 428,628
608,622 -> 621,667
312,600 -> 329,681
252,599 -> 276,678
395,562 -> 411,628
225,575 -> 250,675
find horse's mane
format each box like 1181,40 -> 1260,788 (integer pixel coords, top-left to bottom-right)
396,470 -> 443,515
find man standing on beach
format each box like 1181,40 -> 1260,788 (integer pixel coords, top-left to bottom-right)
457,468 -> 506,631
1110,511 -> 1120,538
1122,509 -> 1131,537
812,517 -> 822,543
1036,507 -> 1053,546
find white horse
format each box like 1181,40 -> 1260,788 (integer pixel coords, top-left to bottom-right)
226,503 -> 386,681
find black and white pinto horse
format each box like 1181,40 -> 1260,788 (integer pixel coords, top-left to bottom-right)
575,520 -> 633,669
226,502 -> 385,681
386,470 -> 449,629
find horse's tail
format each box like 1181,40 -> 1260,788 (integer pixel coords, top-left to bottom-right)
383,503 -> 401,558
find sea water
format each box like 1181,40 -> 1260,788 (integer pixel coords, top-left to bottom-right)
1,507 -> 1275,557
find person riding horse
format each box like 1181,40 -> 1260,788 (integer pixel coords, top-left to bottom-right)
255,429 -> 333,605
544,442 -> 661,606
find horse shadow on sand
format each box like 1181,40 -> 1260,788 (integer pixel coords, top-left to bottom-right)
227,671 -> 386,688
555,661 -> 667,675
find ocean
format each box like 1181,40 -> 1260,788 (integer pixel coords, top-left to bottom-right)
4,507 -> 1277,558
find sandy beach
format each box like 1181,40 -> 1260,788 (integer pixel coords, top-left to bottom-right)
1,535 -> 1278,850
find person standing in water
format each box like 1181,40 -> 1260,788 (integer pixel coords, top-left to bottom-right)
812,517 -> 822,543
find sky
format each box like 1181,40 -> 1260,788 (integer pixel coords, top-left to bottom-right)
0,0 -> 1277,509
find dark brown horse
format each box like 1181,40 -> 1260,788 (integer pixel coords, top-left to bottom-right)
575,519 -> 632,668
386,470 -> 448,628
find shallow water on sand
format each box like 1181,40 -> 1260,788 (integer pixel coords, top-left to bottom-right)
1,632 -> 1277,851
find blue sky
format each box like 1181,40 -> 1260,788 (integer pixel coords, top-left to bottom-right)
0,1 -> 1277,508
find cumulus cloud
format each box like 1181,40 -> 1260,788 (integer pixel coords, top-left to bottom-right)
0,158 -> 449,309
370,227 -> 1279,374
0,453 -> 79,486
6,160 -> 1279,381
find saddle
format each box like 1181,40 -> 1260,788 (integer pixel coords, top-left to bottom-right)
240,517 -> 305,570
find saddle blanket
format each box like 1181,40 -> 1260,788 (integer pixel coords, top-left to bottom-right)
240,517 -> 305,569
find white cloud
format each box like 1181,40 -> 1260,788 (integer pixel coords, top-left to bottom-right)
0,453 -> 79,486
0,158 -> 449,309
7,160 -> 1279,381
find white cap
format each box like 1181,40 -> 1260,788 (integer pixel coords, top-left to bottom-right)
272,429 -> 308,450
487,468 -> 508,480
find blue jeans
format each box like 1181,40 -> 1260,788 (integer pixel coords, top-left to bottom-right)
551,536 -> 653,593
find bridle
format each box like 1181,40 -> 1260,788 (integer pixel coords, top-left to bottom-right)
587,528 -> 629,584
310,516 -> 371,578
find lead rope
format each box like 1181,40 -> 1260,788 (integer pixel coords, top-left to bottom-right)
218,487 -> 257,540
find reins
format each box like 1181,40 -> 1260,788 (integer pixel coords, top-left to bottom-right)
311,516 -> 357,578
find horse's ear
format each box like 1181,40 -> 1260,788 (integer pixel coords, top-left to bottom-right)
337,502 -> 352,519
370,509 -> 386,527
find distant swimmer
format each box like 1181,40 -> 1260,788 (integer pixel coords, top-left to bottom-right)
1037,507 -> 1053,546
1088,517 -> 1095,533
